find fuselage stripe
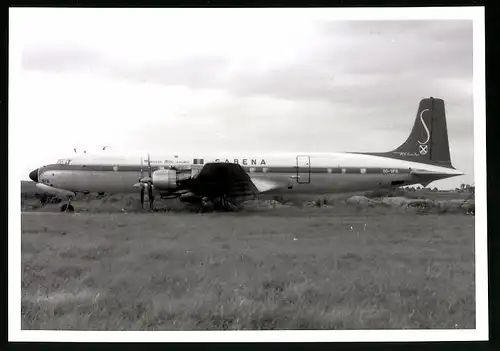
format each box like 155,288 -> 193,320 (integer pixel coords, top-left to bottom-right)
38,164 -> 410,175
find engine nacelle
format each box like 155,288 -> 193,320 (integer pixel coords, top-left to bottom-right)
152,169 -> 178,189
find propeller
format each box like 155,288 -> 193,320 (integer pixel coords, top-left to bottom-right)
138,154 -> 154,210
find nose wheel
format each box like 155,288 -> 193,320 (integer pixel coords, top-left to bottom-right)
60,198 -> 75,212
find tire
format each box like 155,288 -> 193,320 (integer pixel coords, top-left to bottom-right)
60,204 -> 75,212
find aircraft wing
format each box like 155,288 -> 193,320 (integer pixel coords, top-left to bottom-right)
185,162 -> 261,199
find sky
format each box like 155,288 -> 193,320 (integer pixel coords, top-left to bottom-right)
9,8 -> 475,189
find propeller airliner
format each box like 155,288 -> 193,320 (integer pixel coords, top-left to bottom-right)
28,97 -> 463,212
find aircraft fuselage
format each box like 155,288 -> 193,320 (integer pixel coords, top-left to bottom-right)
33,152 -> 462,196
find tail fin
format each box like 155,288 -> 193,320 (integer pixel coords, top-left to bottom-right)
367,97 -> 454,168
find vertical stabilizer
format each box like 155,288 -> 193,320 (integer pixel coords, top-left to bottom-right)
363,97 -> 454,168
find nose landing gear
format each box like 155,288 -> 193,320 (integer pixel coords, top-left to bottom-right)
60,197 -> 75,212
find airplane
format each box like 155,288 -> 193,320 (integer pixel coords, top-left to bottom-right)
28,97 -> 463,213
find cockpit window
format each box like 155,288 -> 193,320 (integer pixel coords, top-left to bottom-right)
56,159 -> 72,165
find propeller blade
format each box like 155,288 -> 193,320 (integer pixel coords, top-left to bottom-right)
148,153 -> 152,178
140,187 -> 145,208
145,153 -> 154,210
140,156 -> 144,180
148,183 -> 154,210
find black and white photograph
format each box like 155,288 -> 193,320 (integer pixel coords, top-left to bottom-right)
9,6 -> 487,342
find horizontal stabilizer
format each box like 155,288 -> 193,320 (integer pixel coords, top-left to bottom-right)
410,169 -> 463,176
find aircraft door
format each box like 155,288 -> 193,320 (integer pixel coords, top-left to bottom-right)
296,156 -> 311,184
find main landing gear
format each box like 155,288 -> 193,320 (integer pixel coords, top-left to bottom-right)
218,194 -> 237,212
198,194 -> 237,212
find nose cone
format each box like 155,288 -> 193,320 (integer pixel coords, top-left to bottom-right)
29,169 -> 39,183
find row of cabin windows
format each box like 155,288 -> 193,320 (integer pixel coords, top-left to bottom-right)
54,160 -> 369,175
150,167 -> 367,174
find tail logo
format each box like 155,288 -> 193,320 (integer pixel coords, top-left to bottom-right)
417,108 -> 431,155
419,144 -> 428,155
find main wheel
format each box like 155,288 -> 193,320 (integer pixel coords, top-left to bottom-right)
60,204 -> 67,212
220,194 -> 237,212
212,198 -> 224,211
200,200 -> 211,213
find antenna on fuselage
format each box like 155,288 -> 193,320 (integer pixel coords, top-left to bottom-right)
73,147 -> 86,154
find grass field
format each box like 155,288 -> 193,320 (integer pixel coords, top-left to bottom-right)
21,205 -> 475,330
